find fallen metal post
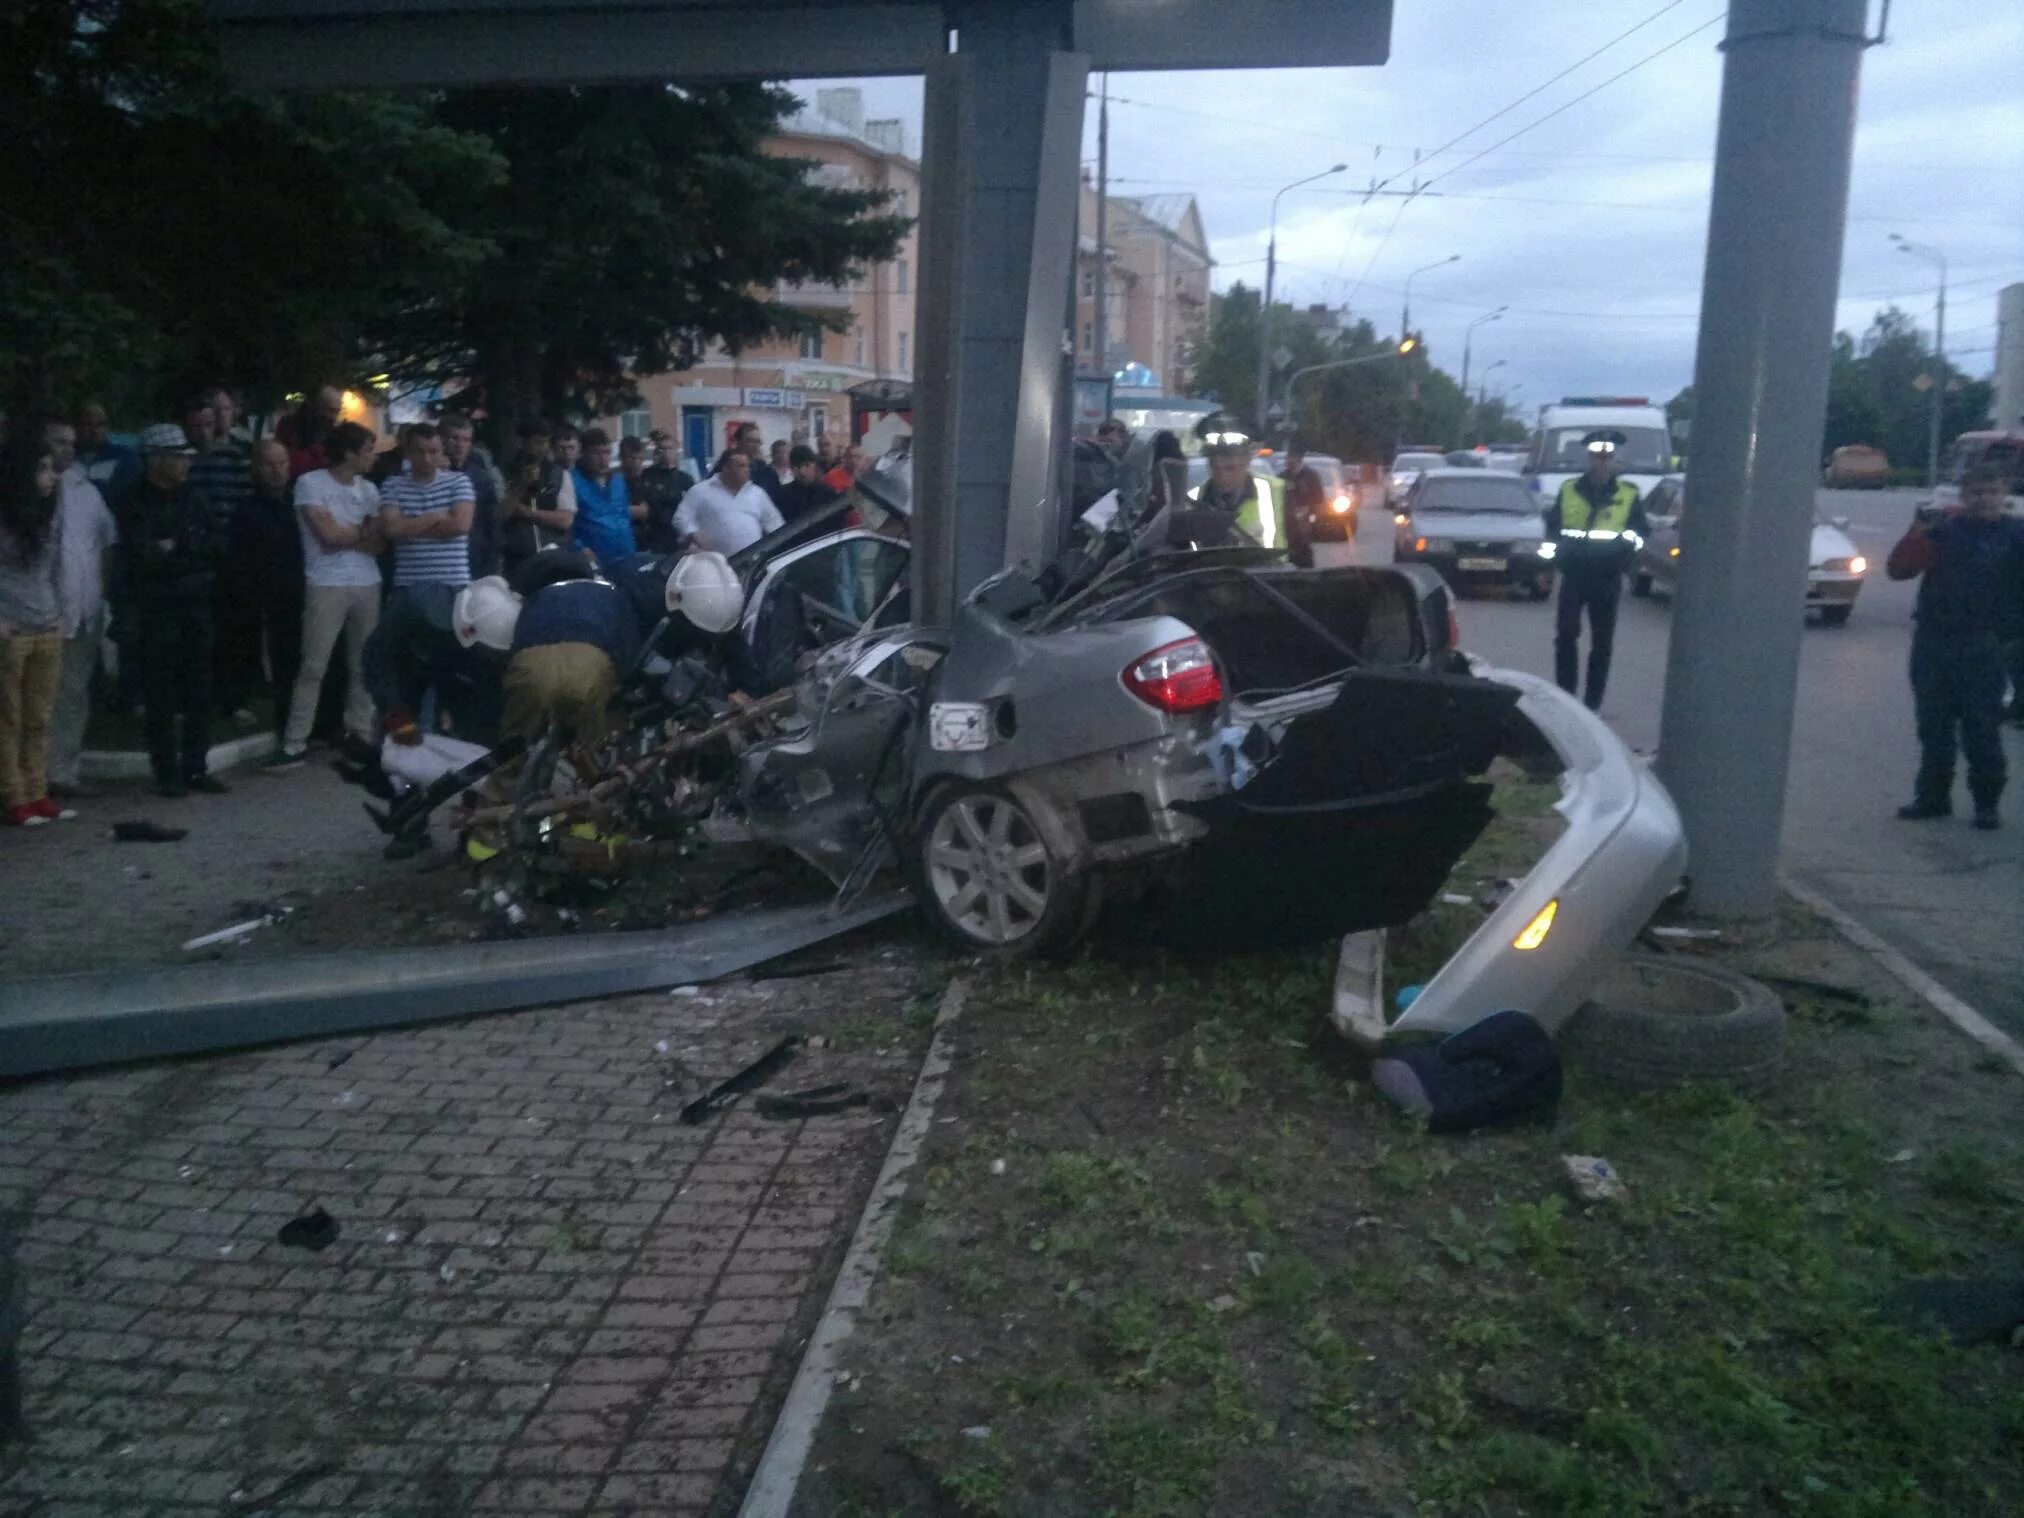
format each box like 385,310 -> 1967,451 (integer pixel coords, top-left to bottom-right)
0,893 -> 908,1081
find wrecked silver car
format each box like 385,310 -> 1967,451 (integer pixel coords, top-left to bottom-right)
738,449 -> 1526,955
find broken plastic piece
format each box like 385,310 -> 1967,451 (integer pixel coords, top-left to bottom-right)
754,1082 -> 869,1119
679,1036 -> 802,1125
1563,1155 -> 1628,1204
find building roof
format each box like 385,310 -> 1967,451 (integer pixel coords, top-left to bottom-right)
1114,193 -> 1209,258
777,100 -> 915,165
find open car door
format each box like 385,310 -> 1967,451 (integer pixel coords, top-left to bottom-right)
741,529 -> 911,694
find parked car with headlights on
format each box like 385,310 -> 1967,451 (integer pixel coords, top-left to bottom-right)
1392,468 -> 1552,598
1632,476 -> 1867,624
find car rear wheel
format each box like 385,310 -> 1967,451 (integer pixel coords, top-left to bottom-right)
1818,605 -> 1852,627
915,784 -> 1090,956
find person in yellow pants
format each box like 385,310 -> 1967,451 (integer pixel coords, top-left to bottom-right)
0,439 -> 68,827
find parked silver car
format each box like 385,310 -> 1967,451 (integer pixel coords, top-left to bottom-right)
1392,468 -> 1553,598
1632,476 -> 1867,625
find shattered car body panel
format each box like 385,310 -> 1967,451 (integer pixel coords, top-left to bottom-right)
1331,662 -> 1688,1048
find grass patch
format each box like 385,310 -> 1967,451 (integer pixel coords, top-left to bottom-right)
797,785 -> 2024,1517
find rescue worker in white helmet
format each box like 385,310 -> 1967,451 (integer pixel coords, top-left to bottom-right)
1177,411 -> 1284,551
1541,430 -> 1651,710
489,550 -> 743,746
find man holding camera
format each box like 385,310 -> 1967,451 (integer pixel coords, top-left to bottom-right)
1886,464 -> 2024,830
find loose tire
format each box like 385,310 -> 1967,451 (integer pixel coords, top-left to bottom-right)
914,784 -> 1090,957
1631,572 -> 1654,598
1561,954 -> 1785,1090
1819,605 -> 1852,627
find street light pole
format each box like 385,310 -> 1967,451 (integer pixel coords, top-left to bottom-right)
1284,342 -> 1418,409
1254,163 -> 1349,434
1891,234 -> 1948,487
1459,306 -> 1505,413
1475,358 -> 1507,410
1400,253 -> 1460,344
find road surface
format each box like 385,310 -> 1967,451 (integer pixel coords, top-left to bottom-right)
1323,486 -> 2024,1040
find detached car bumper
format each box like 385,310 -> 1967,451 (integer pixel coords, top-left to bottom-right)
1332,662 -> 1688,1047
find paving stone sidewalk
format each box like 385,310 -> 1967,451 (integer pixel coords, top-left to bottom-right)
0,957 -> 927,1517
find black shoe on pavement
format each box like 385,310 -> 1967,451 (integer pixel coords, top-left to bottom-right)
340,734 -> 377,766
1895,798 -> 1951,820
156,777 -> 188,799
1972,806 -> 2000,831
186,774 -> 229,795
261,748 -> 307,772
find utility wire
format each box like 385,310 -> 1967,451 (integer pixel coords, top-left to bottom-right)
1409,11 -> 1728,199
1360,0 -> 1700,201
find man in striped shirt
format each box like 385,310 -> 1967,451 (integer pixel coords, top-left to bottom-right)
379,423 -> 475,589
377,424 -> 476,741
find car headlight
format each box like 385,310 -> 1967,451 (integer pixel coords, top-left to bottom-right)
1818,556 -> 1866,575
1393,512 -> 1409,526
1329,494 -> 1354,516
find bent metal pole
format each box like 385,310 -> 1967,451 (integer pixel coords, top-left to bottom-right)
1656,0 -> 1869,914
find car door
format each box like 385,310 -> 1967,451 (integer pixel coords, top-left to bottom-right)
740,529 -> 912,693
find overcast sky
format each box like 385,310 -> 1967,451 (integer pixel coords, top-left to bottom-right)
791,0 -> 2020,410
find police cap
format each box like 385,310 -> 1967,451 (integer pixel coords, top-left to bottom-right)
1582,429 -> 1628,455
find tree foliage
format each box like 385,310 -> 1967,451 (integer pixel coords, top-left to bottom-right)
430,84 -> 911,432
1823,307 -> 1991,469
1188,288 -> 1524,463
1,1 -> 909,437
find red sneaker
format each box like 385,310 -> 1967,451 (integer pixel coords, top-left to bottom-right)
4,802 -> 49,828
35,797 -> 77,821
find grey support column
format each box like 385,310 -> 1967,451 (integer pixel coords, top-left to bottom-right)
1655,0 -> 1869,914
918,2 -> 1086,616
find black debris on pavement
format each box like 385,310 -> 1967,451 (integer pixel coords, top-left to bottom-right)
276,1207 -> 340,1251
678,1035 -> 802,1125
754,1082 -> 872,1119
111,820 -> 187,843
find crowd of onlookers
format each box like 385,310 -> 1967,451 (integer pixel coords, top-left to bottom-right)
0,385 -> 868,825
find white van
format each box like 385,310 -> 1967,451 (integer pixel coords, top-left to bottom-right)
1527,398 -> 1675,508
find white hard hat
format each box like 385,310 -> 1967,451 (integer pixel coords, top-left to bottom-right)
453,576 -> 522,650
664,551 -> 744,634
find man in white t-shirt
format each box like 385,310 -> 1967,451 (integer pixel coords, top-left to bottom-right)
671,449 -> 784,556
267,421 -> 384,768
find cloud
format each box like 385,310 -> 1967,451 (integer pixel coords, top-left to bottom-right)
792,0 -> 2022,405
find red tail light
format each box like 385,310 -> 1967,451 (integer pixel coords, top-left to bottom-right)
1123,637 -> 1223,714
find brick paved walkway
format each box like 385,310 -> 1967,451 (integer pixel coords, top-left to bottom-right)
0,958 -> 926,1516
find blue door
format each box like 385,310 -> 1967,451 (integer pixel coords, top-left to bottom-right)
682,407 -> 713,473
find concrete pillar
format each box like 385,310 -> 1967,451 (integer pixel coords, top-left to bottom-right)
913,2 -> 1086,623
1655,0 -> 1869,914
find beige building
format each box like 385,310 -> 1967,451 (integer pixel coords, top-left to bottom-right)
1075,182 -> 1213,397
604,88 -> 920,468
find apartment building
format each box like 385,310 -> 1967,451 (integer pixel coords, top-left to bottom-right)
1074,180 -> 1213,397
609,88 -> 920,468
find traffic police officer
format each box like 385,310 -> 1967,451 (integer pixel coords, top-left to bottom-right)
1178,412 -> 1284,550
1541,430 -> 1649,710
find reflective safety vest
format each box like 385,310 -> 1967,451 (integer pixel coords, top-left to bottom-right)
1187,473 -> 1283,549
1553,477 -> 1642,552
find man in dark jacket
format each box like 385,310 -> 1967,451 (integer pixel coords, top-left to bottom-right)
230,441 -> 308,752
776,445 -> 842,523
623,435 -> 691,553
1886,464 -> 2024,829
119,425 -> 227,796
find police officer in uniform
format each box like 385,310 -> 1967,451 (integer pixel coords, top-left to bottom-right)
1176,412 -> 1284,551
1541,430 -> 1649,710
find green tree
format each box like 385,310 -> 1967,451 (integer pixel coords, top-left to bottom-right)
0,1 -> 499,419
424,84 -> 911,436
